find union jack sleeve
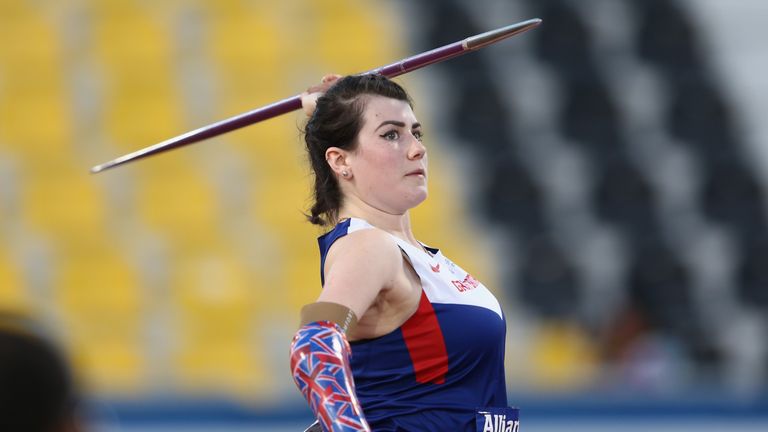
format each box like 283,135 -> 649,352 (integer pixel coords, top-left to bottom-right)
290,321 -> 371,432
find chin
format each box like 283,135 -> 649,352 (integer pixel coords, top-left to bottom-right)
407,189 -> 428,208
384,188 -> 428,213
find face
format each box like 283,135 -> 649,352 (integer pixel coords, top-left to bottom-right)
344,95 -> 428,215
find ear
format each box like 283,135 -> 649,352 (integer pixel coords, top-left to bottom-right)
325,147 -> 352,179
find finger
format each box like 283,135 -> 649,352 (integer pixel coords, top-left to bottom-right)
321,74 -> 342,84
301,92 -> 322,117
305,83 -> 326,94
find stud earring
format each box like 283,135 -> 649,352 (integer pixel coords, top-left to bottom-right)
342,170 -> 349,177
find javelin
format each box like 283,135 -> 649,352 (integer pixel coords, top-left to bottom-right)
90,18 -> 541,174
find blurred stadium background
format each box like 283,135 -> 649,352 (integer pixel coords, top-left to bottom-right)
1,0 -> 767,430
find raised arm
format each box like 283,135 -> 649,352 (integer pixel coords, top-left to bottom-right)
289,229 -> 401,432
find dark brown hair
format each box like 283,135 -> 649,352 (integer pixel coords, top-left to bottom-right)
304,74 -> 412,226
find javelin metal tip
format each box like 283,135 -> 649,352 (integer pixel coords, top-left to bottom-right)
464,18 -> 542,50
91,157 -> 128,174
90,161 -> 113,174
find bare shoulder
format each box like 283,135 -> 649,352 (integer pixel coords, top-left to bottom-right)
318,227 -> 402,320
325,227 -> 400,269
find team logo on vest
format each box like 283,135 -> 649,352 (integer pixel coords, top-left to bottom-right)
481,413 -> 519,432
452,273 -> 480,292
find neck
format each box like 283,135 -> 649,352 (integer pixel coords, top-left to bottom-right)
337,196 -> 419,246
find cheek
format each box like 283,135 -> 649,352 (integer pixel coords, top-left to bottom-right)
358,148 -> 400,178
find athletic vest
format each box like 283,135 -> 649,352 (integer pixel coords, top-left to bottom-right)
318,218 -> 508,431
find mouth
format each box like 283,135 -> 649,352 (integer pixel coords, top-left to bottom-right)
406,168 -> 426,177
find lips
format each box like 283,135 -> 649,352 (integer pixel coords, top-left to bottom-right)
406,168 -> 426,176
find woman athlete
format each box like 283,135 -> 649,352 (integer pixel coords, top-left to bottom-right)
289,74 -> 517,432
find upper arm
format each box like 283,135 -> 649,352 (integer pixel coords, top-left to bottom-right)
317,229 -> 401,321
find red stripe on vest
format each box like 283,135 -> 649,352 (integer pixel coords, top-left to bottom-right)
400,290 -> 449,384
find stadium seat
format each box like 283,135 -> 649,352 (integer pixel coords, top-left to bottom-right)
169,249 -> 272,394
55,247 -> 146,391
449,67 -> 518,156
482,149 -> 547,235
529,0 -> 597,79
631,0 -> 704,76
559,77 -> 623,159
526,320 -> 598,390
736,235 -> 768,310
173,339 -> 271,397
517,233 -> 581,319
591,151 -> 659,239
699,158 -> 768,241
170,250 -> 260,337
207,7 -> 281,68
310,0 -> 399,73
103,87 -> 186,153
91,2 -> 173,73
420,0 -> 477,49
626,235 -> 698,339
0,248 -> 28,313
21,167 -> 107,241
665,76 -> 742,163
134,161 -> 221,249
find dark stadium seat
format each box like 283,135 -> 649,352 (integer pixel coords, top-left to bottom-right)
419,0 -> 478,51
592,151 -> 659,239
449,68 -> 517,156
736,234 -> 768,309
482,149 -> 547,235
517,233 -> 581,319
666,75 -> 741,162
626,234 -> 698,338
699,158 -> 768,241
528,0 -> 597,79
631,0 -> 705,76
559,76 -> 623,159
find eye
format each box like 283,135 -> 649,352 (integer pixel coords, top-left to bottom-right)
413,130 -> 424,141
380,130 -> 400,140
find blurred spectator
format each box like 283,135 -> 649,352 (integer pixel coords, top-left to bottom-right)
601,234 -> 719,390
623,235 -> 721,375
0,313 -> 82,432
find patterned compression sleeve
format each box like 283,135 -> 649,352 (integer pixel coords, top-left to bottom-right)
290,321 -> 371,432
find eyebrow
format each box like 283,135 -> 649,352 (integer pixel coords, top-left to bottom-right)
375,120 -> 422,131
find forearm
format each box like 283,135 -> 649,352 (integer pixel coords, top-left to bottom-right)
289,304 -> 370,432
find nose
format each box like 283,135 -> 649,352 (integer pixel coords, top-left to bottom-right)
407,133 -> 426,160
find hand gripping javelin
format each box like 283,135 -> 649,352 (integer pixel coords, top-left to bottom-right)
90,18 -> 541,174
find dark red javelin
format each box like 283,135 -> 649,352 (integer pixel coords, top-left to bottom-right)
90,18 -> 541,174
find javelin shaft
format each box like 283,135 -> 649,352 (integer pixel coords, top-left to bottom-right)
91,18 -> 541,174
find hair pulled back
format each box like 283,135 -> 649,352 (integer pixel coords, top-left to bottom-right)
304,74 -> 412,226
